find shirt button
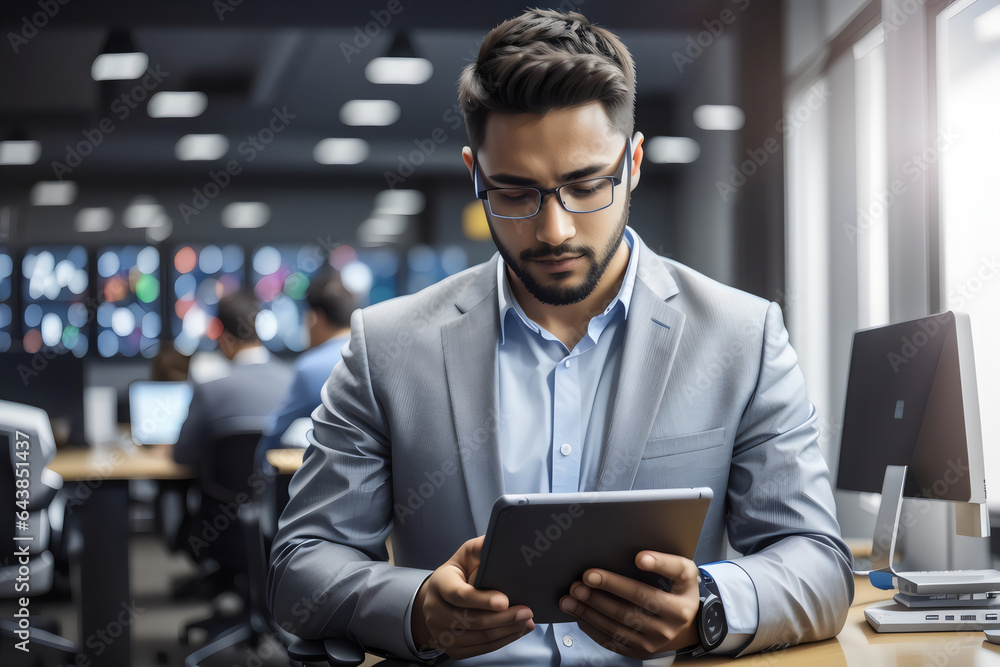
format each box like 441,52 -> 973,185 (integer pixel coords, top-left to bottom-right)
560,443 -> 572,456
562,635 -> 574,647
564,359 -> 571,368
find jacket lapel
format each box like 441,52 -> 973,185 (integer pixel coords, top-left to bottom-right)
597,241 -> 686,490
442,256 -> 505,535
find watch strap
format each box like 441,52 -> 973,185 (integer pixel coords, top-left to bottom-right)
691,568 -> 728,656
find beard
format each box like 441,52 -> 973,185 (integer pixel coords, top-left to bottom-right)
489,200 -> 629,307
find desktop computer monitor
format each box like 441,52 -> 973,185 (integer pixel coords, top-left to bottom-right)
0,351 -> 86,447
837,310 -> 987,535
128,380 -> 193,446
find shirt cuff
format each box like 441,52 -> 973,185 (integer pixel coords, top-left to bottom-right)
700,560 -> 758,655
403,579 -> 445,660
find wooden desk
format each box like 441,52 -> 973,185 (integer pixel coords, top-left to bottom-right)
50,443 -> 192,481
265,446 -> 305,475
696,575 -> 1000,666
50,444 -> 193,667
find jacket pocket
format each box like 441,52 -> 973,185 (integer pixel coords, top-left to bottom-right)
641,427 -> 726,460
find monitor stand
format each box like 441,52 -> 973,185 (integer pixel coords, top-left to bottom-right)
865,465 -> 1000,632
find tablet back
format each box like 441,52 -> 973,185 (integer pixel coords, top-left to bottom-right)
475,488 -> 712,623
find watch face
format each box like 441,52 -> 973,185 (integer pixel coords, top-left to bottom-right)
702,598 -> 726,646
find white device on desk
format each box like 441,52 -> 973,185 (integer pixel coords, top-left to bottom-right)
836,312 -> 998,633
866,600 -> 1000,632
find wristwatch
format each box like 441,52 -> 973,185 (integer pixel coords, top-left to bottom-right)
690,568 -> 728,657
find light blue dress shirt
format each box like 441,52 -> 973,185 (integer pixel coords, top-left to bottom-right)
407,228 -> 757,665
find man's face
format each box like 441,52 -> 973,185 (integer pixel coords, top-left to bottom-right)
464,102 -> 641,306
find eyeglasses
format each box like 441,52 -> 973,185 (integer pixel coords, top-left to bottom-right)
474,136 -> 632,220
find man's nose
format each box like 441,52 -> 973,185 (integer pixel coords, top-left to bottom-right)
533,193 -> 576,247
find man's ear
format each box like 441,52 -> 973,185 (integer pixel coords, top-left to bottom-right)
629,132 -> 644,191
462,146 -> 475,180
218,331 -> 234,359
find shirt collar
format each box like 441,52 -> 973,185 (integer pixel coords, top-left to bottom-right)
497,226 -> 639,345
232,345 -> 270,365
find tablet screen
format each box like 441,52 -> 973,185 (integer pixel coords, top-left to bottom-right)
474,488 -> 712,623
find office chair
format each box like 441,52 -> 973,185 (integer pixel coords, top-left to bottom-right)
0,400 -> 77,662
182,426 -> 366,667
180,423 -> 264,645
183,499 -> 366,667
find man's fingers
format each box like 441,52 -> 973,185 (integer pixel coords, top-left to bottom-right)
571,616 -> 648,660
415,535 -> 534,657
438,567 -> 510,611
428,602 -> 532,632
635,552 -> 701,592
439,535 -> 504,610
562,585 -> 673,638
576,568 -> 665,610
554,554 -> 704,658
576,555 -> 699,608
422,601 -> 534,658
460,534 -> 486,562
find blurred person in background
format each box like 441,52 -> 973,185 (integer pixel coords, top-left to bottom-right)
173,288 -> 293,468
255,268 -> 358,466
150,341 -> 191,382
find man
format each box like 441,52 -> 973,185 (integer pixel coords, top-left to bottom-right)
254,269 -> 357,465
174,289 -> 293,467
269,9 -> 853,665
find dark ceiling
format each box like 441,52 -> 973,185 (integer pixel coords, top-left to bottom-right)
0,0 -> 736,187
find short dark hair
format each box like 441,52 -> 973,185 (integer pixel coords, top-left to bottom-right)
216,289 -> 260,343
458,9 -> 636,151
306,270 -> 357,329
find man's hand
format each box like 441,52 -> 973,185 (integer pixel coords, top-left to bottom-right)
411,535 -> 535,658
558,551 -> 702,659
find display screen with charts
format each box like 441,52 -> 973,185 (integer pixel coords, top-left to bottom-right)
129,381 -> 194,446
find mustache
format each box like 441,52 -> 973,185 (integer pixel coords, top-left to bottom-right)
519,244 -> 593,262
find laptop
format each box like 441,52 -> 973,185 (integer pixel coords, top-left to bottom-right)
128,381 -> 194,446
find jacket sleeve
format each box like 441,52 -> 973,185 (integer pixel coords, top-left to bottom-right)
727,301 -> 855,655
266,308 -> 432,660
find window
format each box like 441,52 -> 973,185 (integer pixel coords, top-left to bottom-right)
936,0 -> 1000,508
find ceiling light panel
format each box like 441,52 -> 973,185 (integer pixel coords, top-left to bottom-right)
313,138 -> 369,165
75,207 -> 113,232
693,105 -> 745,131
365,58 -> 433,85
175,134 -> 229,161
646,137 -> 701,164
221,202 -> 271,229
91,52 -> 149,81
340,100 -> 401,127
0,140 -> 41,165
31,181 -> 77,206
148,92 -> 208,118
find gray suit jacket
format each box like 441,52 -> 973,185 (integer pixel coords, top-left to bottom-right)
268,237 -> 854,658
173,354 -> 293,467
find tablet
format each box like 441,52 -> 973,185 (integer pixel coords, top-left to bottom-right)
474,488 -> 712,623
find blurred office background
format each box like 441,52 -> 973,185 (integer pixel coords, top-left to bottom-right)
0,0 -> 998,664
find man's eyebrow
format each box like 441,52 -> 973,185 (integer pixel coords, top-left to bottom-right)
488,161 -> 612,187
